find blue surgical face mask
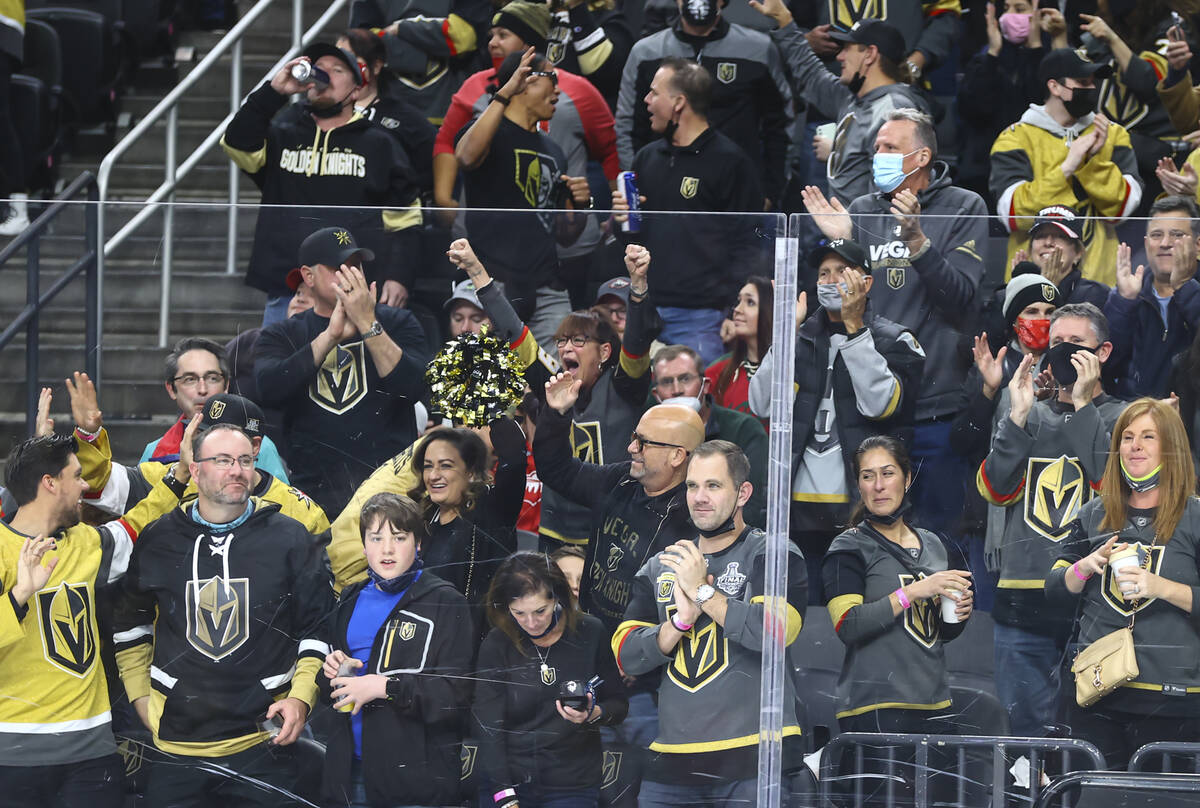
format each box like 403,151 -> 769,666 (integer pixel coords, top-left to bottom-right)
872,149 -> 920,193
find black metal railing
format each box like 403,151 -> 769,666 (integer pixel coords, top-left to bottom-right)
0,172 -> 99,436
1130,742 -> 1200,774
1032,770 -> 1200,807
818,732 -> 1106,808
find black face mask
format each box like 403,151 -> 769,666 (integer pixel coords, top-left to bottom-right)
697,506 -> 738,538
867,495 -> 912,527
680,0 -> 719,27
1045,342 -> 1093,387
306,87 -> 357,119
662,118 -> 680,144
1063,86 -> 1098,120
846,68 -> 866,95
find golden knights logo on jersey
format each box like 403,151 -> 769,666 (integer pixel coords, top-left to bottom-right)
570,420 -> 604,464
668,619 -> 729,692
1098,75 -> 1147,130
37,581 -> 96,676
311,342 -> 367,414
1024,455 -> 1092,541
829,0 -> 887,35
513,148 -> 560,232
186,576 -> 250,660
460,743 -> 478,780
1101,543 -> 1164,616
897,573 -> 939,649
602,750 -> 623,790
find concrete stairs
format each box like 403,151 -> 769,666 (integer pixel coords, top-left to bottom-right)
0,0 -> 342,468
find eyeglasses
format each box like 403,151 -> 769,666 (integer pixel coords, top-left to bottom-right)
195,454 -> 255,469
555,335 -> 595,349
654,372 -> 698,390
598,305 -> 626,319
172,371 -> 226,389
630,432 -> 686,452
530,69 -> 558,86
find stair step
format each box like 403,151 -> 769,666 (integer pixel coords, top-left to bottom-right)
0,412 -> 180,465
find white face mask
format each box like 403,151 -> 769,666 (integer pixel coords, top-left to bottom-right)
817,282 -> 847,312
659,395 -> 703,412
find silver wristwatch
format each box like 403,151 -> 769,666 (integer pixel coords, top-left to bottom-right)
694,583 -> 716,606
363,320 -> 384,339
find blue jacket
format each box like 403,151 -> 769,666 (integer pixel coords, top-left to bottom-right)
1104,269 -> 1200,399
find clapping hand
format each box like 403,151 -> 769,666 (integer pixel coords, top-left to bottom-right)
1114,242 -> 1145,301
545,372 -> 582,415
800,186 -> 852,241
65,371 -> 103,434
972,333 -> 1007,399
1007,353 -> 1036,427
34,387 -> 53,437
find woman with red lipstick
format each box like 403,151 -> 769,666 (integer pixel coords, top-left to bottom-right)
408,423 -> 526,608
447,236 -> 654,551
705,276 -> 772,424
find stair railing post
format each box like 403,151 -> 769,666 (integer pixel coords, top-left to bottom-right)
86,181 -> 100,383
227,37 -> 242,275
24,232 -> 40,437
160,106 -> 178,349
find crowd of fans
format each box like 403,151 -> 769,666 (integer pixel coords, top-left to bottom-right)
10,0 -> 1200,803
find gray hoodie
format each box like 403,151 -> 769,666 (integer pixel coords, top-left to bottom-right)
770,21 -> 927,204
848,163 -> 989,420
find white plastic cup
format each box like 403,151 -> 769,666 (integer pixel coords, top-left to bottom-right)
1109,546 -> 1140,598
941,590 -> 961,624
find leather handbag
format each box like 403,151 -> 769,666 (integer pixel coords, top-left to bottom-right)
1071,622 -> 1138,707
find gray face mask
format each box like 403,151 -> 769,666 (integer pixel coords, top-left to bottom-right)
659,395 -> 703,412
817,283 -> 844,312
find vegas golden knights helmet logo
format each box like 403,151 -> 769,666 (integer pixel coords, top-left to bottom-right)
541,665 -> 557,686
570,421 -> 604,464
657,572 -> 676,602
887,266 -> 905,290
38,581 -> 96,676
668,620 -> 729,691
602,751 -> 623,789
898,573 -> 939,649
207,400 -> 226,420
311,342 -> 367,414
1025,456 -> 1091,541
716,63 -> 736,84
186,576 -> 250,660
460,743 -> 478,780
679,177 -> 699,200
1102,543 -> 1164,616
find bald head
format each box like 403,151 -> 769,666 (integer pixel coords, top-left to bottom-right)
640,404 -> 705,451
628,404 -> 705,496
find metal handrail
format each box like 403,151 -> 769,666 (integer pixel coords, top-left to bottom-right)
1032,770 -> 1200,808
1130,742 -> 1200,773
0,172 -> 99,430
95,0 -> 348,352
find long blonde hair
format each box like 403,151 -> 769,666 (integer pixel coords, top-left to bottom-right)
1099,398 -> 1196,540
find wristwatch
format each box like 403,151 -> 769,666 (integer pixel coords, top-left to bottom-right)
695,583 -> 716,606
905,60 -> 923,81
363,320 -> 384,339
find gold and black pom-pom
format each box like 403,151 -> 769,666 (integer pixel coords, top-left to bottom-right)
425,326 -> 525,427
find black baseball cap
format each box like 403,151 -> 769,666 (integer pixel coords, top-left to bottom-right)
298,226 -> 375,270
199,393 -> 265,438
302,42 -> 364,86
595,277 -> 632,306
1037,48 -> 1112,87
1029,205 -> 1082,242
828,19 -> 906,64
810,238 -> 872,274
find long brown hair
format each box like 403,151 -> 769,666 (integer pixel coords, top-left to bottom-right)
1099,398 -> 1197,541
485,552 -> 580,652
714,276 -> 773,402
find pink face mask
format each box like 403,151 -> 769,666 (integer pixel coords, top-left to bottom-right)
999,12 -> 1033,44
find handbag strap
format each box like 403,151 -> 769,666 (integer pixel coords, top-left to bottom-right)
857,522 -> 931,580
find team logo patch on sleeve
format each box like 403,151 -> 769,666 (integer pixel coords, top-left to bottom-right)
1025,456 -> 1092,541
657,571 -> 677,602
38,581 -> 97,677
186,576 -> 250,660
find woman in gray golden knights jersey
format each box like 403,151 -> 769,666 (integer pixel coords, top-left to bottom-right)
1047,398 -> 1200,769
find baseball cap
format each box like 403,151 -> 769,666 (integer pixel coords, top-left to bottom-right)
595,277 -> 632,306
1037,48 -> 1112,87
199,393 -> 265,438
443,279 -> 498,312
1029,205 -> 1082,242
810,238 -> 872,274
828,19 -> 906,64
298,226 -> 376,270
302,42 -> 364,86
285,267 -> 304,292
1003,273 -> 1062,324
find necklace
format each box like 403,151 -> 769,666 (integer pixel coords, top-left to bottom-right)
532,642 -> 551,678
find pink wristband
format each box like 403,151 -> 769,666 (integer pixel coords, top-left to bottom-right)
493,787 -> 517,802
671,614 -> 694,631
1072,563 -> 1091,582
894,588 -> 911,609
